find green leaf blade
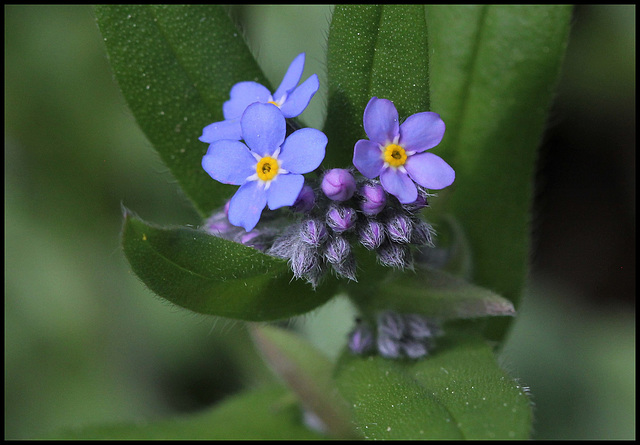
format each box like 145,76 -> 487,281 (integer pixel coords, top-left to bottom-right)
95,5 -> 268,216
426,5 -> 573,339
335,333 -> 532,440
407,334 -> 533,440
324,5 -> 431,169
121,209 -> 336,321
344,251 -> 516,323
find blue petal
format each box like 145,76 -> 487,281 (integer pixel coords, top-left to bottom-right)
353,139 -> 384,179
241,102 -> 286,157
363,97 -> 399,145
201,140 -> 256,185
278,74 -> 319,118
223,81 -> 272,119
227,181 -> 267,232
380,168 -> 418,204
273,53 -> 305,101
405,152 -> 455,190
199,118 -> 242,143
398,112 -> 445,153
266,173 -> 304,210
278,128 -> 326,174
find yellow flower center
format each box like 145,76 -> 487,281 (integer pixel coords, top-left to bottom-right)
268,100 -> 280,107
383,144 -> 407,168
256,156 -> 279,181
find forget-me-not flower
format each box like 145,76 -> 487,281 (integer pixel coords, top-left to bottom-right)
199,53 -> 319,143
202,102 -> 327,231
353,97 -> 455,204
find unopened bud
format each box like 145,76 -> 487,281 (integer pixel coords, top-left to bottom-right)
402,194 -> 429,213
326,205 -> 357,233
321,168 -> 356,202
401,340 -> 428,359
299,218 -> 328,247
411,220 -> 434,246
377,335 -> 401,359
290,242 -> 319,279
324,236 -> 351,265
359,182 -> 387,215
348,323 -> 375,355
377,242 -> 410,269
359,219 -> 385,250
204,205 -> 235,235
404,314 -> 435,339
292,184 -> 316,213
377,311 -> 405,340
386,213 -> 413,244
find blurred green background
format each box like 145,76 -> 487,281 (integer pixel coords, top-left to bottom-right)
4,5 -> 635,440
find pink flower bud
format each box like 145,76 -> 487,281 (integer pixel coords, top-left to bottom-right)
326,205 -> 357,233
359,182 -> 387,215
321,169 -> 356,201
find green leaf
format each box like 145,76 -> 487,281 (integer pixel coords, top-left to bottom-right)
323,5 -> 431,168
425,5 -> 573,339
49,385 -> 324,440
347,265 -> 515,322
95,5 -> 268,216
250,325 -> 361,439
121,209 -> 337,321
335,332 -> 533,439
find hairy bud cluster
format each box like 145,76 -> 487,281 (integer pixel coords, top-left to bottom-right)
204,171 -> 436,287
348,311 -> 442,359
270,173 -> 436,286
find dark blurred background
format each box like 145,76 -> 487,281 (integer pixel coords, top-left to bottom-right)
4,5 -> 635,440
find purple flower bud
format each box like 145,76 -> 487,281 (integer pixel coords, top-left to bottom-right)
377,335 -> 401,359
386,213 -> 413,244
321,168 -> 356,201
348,323 -> 375,355
359,219 -> 385,250
404,314 -> 435,339
401,340 -> 428,359
324,236 -> 356,280
377,311 -> 405,340
326,205 -> 357,233
411,220 -> 434,246
377,242 -> 410,269
299,218 -> 328,247
268,231 -> 297,259
359,182 -> 387,215
204,206 -> 235,235
239,230 -> 269,251
402,194 -> 429,213
290,243 -> 320,279
332,257 -> 357,281
292,184 -> 316,213
240,230 -> 260,245
205,217 -> 234,235
324,236 -> 351,265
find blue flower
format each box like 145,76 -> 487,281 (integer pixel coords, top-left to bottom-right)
202,102 -> 327,231
199,53 -> 319,143
353,97 -> 455,204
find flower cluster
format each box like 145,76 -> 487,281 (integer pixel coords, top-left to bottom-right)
200,52 -> 455,285
348,311 -> 442,359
